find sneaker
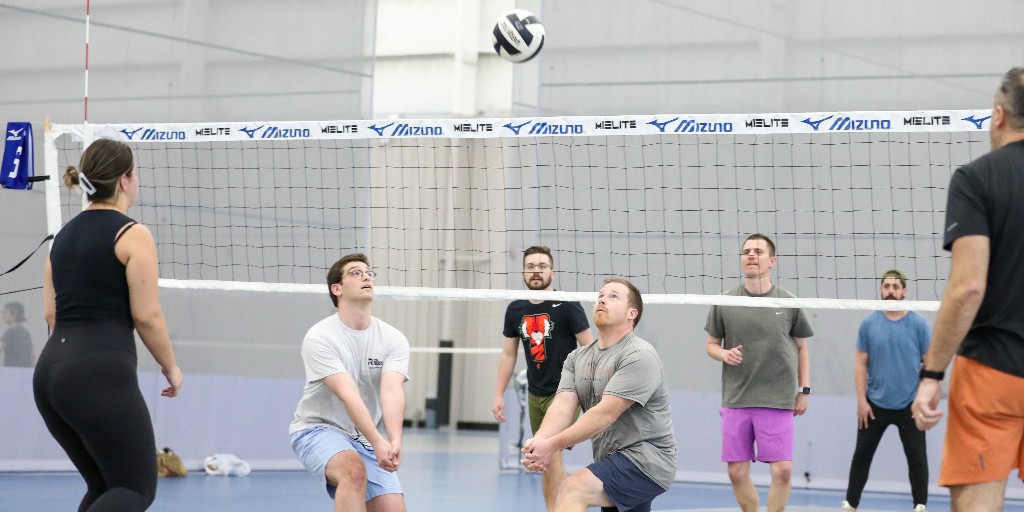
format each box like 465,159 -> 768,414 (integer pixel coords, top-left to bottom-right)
841,500 -> 856,511
913,505 -> 926,512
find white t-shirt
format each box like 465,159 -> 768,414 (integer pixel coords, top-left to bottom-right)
288,314 -> 410,443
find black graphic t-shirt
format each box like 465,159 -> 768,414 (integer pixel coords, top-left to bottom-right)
503,300 -> 590,396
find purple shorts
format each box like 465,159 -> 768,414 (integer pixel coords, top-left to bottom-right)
720,407 -> 793,463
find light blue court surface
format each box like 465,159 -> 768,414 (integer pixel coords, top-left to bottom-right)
4,431 -> 1024,512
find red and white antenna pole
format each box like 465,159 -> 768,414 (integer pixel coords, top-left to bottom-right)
84,0 -> 90,123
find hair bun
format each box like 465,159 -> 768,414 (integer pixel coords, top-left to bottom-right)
63,166 -> 80,189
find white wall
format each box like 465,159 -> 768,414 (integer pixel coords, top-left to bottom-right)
0,0 -> 373,124
531,0 -> 1023,116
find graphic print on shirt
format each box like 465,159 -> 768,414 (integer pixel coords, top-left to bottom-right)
520,314 -> 554,368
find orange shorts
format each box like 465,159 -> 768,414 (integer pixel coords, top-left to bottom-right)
939,355 -> 1024,486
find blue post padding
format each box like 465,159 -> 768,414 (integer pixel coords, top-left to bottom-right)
1,122 -> 33,190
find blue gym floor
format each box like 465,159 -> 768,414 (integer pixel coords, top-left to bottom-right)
3,430 -> 1023,512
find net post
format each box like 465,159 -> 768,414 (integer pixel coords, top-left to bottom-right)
43,120 -> 62,245
436,339 -> 454,427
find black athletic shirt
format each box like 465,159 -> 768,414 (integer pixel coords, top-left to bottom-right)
51,209 -> 137,327
503,299 -> 590,396
943,139 -> 1024,378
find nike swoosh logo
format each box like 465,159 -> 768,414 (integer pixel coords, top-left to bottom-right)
552,303 -> 562,307
775,311 -> 783,315
946,222 -> 958,232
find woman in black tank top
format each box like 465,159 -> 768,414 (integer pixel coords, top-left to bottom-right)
34,138 -> 183,512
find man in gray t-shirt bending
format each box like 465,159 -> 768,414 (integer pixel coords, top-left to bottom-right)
522,278 -> 676,512
705,234 -> 813,512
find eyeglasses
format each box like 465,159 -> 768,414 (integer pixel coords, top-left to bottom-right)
345,269 -> 377,280
524,263 -> 551,272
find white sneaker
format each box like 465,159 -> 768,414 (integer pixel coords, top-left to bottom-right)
913,505 -> 926,512
841,500 -> 856,511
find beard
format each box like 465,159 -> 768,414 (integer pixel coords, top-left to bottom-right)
525,275 -> 552,290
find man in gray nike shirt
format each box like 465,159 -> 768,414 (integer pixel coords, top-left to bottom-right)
522,278 -> 676,512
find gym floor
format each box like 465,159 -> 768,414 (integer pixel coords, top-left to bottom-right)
3,430 -> 1023,512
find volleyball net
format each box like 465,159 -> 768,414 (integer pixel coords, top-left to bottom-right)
43,110 -> 991,310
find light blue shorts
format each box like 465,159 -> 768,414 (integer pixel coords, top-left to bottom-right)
290,426 -> 403,501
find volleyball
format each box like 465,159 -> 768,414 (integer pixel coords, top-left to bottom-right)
491,9 -> 545,63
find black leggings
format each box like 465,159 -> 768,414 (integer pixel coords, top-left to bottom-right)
844,399 -> 928,508
33,323 -> 157,512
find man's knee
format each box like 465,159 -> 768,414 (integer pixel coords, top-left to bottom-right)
950,481 -> 1008,512
727,462 -> 750,484
325,450 -> 366,489
542,450 -> 566,476
367,493 -> 406,512
770,461 -> 792,484
558,470 -> 601,503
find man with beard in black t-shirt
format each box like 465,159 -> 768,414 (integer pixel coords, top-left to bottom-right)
493,245 -> 592,511
912,66 -> 1024,512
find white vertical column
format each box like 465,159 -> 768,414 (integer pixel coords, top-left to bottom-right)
452,0 -> 481,117
177,0 -> 210,121
758,0 -> 789,111
361,0 -> 379,120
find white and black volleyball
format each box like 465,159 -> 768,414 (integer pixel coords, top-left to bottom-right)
491,9 -> 545,63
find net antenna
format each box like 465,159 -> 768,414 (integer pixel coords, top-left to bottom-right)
43,110 -> 992,310
84,0 -> 90,124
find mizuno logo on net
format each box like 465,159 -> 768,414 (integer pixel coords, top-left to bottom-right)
503,120 -> 532,135
502,119 -> 588,136
367,122 -> 442,137
119,127 -> 186,141
238,125 -> 311,139
238,125 -> 263,138
800,114 -> 891,131
962,115 -> 991,130
647,118 -> 733,133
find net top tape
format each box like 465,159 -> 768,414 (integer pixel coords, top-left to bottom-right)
158,279 -> 940,311
50,109 -> 992,143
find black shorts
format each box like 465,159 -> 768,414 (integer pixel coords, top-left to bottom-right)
588,452 -> 666,512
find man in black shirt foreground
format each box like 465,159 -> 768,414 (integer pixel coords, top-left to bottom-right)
913,66 -> 1024,511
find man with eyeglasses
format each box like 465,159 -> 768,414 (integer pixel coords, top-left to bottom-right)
493,245 -> 593,511
289,253 -> 411,512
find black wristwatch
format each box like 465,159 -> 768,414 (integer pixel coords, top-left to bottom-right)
799,386 -> 811,395
918,368 -> 945,381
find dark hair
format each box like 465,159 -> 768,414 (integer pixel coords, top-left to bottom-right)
743,233 -> 776,257
999,67 -> 1024,131
63,138 -> 135,202
326,253 -> 370,307
604,277 -> 643,327
881,269 -> 907,288
522,245 -> 553,267
4,302 -> 25,323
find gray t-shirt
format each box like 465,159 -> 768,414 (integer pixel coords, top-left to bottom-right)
705,284 -> 813,409
288,315 -> 410,443
558,333 -> 677,490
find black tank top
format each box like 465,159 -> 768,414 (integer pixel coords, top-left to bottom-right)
51,209 -> 137,326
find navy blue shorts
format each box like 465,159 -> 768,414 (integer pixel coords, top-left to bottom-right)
588,452 -> 666,512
